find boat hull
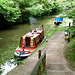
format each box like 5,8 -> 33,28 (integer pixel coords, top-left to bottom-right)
14,52 -> 30,58
54,21 -> 62,25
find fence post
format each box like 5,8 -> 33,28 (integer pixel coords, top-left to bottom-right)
38,50 -> 41,59
44,54 -> 46,70
38,50 -> 41,75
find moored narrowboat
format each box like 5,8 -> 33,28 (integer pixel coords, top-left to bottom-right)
14,25 -> 45,58
54,16 -> 63,25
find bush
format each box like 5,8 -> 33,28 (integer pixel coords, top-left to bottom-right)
67,8 -> 75,22
0,0 -> 21,22
26,0 -> 61,17
0,0 -> 61,27
65,38 -> 75,70
26,4 -> 44,17
66,8 -> 75,38
65,7 -> 75,70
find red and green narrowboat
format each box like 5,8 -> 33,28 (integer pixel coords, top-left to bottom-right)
14,25 -> 45,57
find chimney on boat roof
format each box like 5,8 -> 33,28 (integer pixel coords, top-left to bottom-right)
42,25 -> 44,30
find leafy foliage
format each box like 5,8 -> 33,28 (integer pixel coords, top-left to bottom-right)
61,8 -> 75,38
0,70 -> 2,75
57,0 -> 75,10
0,0 -> 61,25
0,0 -> 21,22
26,0 -> 60,17
65,7 -> 75,70
67,8 -> 75,38
65,38 -> 75,70
0,0 -> 75,25
67,25 -> 75,38
67,8 -> 75,22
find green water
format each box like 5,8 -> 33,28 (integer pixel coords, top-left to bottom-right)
0,15 -> 55,64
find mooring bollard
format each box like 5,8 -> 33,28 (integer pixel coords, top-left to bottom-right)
38,50 -> 41,59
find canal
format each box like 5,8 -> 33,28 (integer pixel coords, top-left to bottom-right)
0,15 -> 55,65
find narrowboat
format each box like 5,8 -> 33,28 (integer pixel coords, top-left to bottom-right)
54,16 -> 63,25
14,25 -> 45,58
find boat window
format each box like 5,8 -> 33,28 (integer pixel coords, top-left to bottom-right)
26,37 -> 30,47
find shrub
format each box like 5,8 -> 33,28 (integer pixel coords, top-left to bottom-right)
65,38 -> 75,69
67,8 -> 75,22
0,0 -> 21,22
0,0 -> 61,26
66,8 -> 75,38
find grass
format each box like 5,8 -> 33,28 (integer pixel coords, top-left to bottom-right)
65,38 -> 75,70
0,41 -> 18,65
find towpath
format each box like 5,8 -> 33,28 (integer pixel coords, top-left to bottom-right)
46,31 -> 75,75
7,31 -> 75,75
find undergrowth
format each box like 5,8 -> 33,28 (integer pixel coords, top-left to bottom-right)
65,38 -> 75,70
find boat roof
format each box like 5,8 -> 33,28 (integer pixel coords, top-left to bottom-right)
22,28 -> 43,39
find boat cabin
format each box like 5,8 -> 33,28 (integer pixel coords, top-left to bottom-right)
19,28 -> 44,49
54,17 -> 63,25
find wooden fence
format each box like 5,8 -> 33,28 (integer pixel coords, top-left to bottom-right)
31,50 -> 46,75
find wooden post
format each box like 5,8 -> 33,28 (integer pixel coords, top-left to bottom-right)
38,50 -> 41,75
45,54 -> 46,70
38,50 -> 41,59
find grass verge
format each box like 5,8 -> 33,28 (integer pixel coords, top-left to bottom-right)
65,38 -> 75,70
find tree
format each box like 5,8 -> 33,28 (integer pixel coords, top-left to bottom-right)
0,0 -> 21,22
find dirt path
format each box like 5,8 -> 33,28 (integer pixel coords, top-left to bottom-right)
46,31 -> 75,75
7,31 -> 75,75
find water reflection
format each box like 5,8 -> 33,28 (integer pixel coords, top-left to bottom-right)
1,59 -> 17,75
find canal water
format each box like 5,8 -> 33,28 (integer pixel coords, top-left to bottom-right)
0,15 -> 55,75
1,59 -> 17,75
